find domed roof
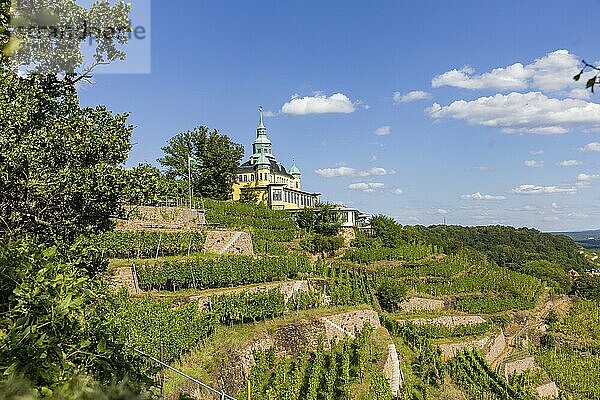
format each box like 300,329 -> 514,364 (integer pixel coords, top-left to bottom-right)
253,135 -> 272,145
289,162 -> 301,175
256,152 -> 270,166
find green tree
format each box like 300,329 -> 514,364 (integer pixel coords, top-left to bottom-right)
376,277 -> 408,312
0,240 -> 152,394
370,215 -> 404,248
572,274 -> 600,300
158,126 -> 244,200
0,69 -> 141,243
3,0 -> 131,78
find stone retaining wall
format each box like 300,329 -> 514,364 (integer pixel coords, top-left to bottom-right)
399,297 -> 445,312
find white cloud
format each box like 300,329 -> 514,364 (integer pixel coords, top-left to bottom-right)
437,208 -> 449,214
262,110 -> 277,117
315,166 -> 395,178
432,64 -> 530,90
511,184 -> 578,195
551,202 -> 559,209
427,92 -> 600,134
281,92 -> 356,115
315,166 -> 357,178
524,160 -> 544,168
474,166 -> 489,171
577,173 -> 600,181
369,155 -> 378,162
348,182 -> 385,193
579,142 -> 600,152
431,50 -> 589,95
393,90 -> 431,103
557,159 -> 582,167
392,188 -> 403,195
374,125 -> 391,136
358,167 -> 395,177
530,149 -> 544,155
461,192 -> 506,200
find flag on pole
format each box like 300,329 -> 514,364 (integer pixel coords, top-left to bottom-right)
188,156 -> 202,168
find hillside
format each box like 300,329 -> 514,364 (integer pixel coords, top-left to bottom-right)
92,200 -> 600,399
554,229 -> 600,250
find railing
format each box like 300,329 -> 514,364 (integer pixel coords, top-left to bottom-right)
133,347 -> 236,400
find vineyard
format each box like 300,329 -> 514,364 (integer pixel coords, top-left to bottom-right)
203,199 -> 302,255
448,349 -> 536,400
79,230 -> 206,258
537,348 -> 600,399
236,325 -> 392,400
375,254 -> 543,313
135,254 -> 311,291
552,299 -> 600,345
343,243 -> 437,264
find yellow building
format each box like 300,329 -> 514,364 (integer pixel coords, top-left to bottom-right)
232,107 -> 320,210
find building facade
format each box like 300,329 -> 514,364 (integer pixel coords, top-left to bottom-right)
231,107 -> 320,210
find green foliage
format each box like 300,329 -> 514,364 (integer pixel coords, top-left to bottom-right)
448,349 -> 535,400
106,291 -> 218,365
415,224 -> 593,272
203,198 -> 301,255
572,274 -> 600,300
537,347 -> 600,399
319,264 -> 376,306
296,207 -> 317,232
211,289 -> 286,325
376,254 -> 542,313
515,260 -> 572,293
313,203 -> 342,237
135,254 -> 311,291
238,325 -> 389,400
158,126 -> 244,200
0,240 -> 149,393
0,375 -> 150,400
369,215 -> 405,247
376,277 -> 407,312
540,332 -> 555,349
553,299 -> 600,346
343,243 -> 436,264
3,1 -> 131,76
300,233 -> 344,256
0,68 -> 142,243
77,230 -> 206,259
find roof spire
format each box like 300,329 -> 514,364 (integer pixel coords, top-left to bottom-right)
258,106 -> 265,129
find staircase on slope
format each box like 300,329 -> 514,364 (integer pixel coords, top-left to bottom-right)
203,231 -> 253,255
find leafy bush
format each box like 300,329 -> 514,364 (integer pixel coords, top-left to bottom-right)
376,277 -> 408,312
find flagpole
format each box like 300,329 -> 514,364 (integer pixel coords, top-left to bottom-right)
188,156 -> 192,209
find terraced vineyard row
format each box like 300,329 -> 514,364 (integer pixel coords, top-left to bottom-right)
377,254 -> 543,313
79,231 -> 206,258
237,325 -> 391,400
135,254 -> 311,291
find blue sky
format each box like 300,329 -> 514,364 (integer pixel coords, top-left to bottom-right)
78,0 -> 600,231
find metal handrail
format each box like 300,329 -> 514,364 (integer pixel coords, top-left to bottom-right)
132,347 -> 236,400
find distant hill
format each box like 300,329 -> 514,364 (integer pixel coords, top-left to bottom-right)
554,229 -> 600,250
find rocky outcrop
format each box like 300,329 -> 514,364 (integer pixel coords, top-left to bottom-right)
203,231 -> 253,255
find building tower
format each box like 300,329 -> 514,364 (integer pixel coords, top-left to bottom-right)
251,106 -> 275,163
